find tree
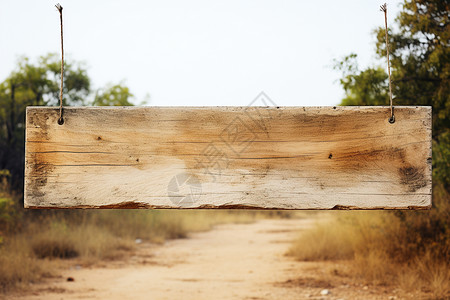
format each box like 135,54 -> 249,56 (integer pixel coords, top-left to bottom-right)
93,83 -> 134,106
334,53 -> 389,106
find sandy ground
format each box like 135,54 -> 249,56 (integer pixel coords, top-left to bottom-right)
8,217 -> 419,300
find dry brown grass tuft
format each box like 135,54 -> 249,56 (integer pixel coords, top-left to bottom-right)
286,217 -> 354,261
0,237 -> 50,293
287,210 -> 450,297
416,252 -> 450,299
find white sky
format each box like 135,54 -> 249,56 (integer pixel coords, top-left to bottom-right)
0,0 -> 403,106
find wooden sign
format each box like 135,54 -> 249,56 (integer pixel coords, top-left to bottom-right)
24,106 -> 432,209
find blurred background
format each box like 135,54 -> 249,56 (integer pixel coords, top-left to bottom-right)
0,0 -> 448,299
1,0 -> 404,106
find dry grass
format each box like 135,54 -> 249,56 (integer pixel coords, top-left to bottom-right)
89,210 -> 264,242
286,214 -> 355,261
287,212 -> 387,261
287,211 -> 450,298
0,209 -> 290,293
415,252 -> 450,299
29,221 -> 134,261
0,238 -> 47,293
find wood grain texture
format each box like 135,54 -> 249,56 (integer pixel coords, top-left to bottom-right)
24,106 -> 432,209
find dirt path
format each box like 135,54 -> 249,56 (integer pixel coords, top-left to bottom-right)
13,218 -> 403,300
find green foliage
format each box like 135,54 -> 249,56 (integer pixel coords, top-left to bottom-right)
334,54 -> 389,106
433,131 -> 450,187
0,170 -> 17,235
93,83 -> 134,106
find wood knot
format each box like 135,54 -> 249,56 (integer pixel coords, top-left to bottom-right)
398,166 -> 427,192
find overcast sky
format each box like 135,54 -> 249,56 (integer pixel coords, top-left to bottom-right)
0,0 -> 403,106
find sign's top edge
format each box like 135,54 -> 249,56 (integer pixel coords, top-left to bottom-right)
26,106 -> 432,110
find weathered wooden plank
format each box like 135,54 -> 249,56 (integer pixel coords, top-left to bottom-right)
24,106 -> 432,209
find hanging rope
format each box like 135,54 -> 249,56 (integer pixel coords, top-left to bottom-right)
56,3 -> 64,125
380,3 -> 395,123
